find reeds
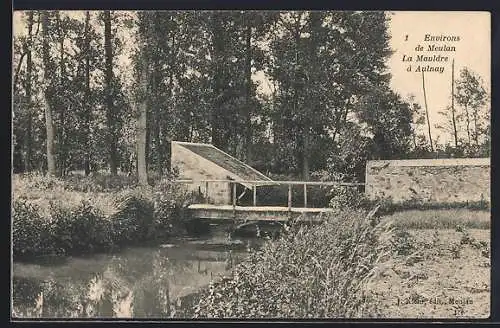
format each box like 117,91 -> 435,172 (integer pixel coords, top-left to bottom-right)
193,207 -> 395,318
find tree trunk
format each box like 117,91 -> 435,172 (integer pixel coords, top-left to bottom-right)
104,10 -> 118,175
24,11 -> 34,172
303,13 -> 321,180
465,103 -> 471,146
137,21 -> 150,187
244,16 -> 253,162
152,15 -> 162,176
451,59 -> 458,148
210,14 -> 227,150
137,71 -> 149,186
41,12 -> 56,176
84,11 -> 91,176
473,109 -> 479,147
57,12 -> 67,177
421,71 -> 434,152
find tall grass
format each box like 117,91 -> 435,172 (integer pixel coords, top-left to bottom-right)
387,209 -> 490,230
193,208 -> 394,318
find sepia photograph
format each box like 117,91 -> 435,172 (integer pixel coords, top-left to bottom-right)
11,10 -> 491,319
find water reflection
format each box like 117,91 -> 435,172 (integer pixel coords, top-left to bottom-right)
12,237 -> 257,318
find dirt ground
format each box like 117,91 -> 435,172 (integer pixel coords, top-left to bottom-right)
367,228 -> 490,319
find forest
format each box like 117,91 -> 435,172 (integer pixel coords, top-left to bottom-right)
12,10 -> 491,184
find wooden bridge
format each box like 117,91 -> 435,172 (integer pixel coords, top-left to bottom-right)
173,179 -> 365,223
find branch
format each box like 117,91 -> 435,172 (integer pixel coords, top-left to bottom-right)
13,51 -> 27,88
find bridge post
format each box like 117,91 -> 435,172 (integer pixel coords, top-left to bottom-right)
288,184 -> 292,211
303,183 -> 307,208
232,182 -> 237,209
253,185 -> 257,206
205,181 -> 209,204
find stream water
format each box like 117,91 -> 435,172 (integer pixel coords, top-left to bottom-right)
12,229 -> 267,319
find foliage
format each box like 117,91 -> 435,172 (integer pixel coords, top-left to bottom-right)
12,199 -> 58,257
12,10 -> 432,184
436,67 -> 490,157
50,201 -> 114,254
311,170 -> 368,210
153,177 -> 192,238
12,173 -> 188,259
193,208 -> 394,318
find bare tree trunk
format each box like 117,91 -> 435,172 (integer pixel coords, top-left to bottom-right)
465,104 -> 471,146
57,12 -> 67,177
137,22 -> 150,186
210,13 -> 229,150
421,71 -> 434,152
153,14 -> 163,176
244,16 -> 253,162
41,12 -> 56,176
473,109 -> 479,147
24,11 -> 34,172
137,69 -> 149,186
104,10 -> 118,175
302,13 -> 321,180
84,11 -> 91,176
451,59 -> 458,148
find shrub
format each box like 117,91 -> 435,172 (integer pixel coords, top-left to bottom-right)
392,229 -> 416,256
193,208 -> 394,318
311,171 -> 368,211
12,199 -> 58,257
51,201 -> 114,254
153,177 -> 192,238
110,190 -> 155,244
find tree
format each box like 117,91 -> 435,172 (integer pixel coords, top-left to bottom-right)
41,11 -> 56,176
455,67 -> 488,152
355,87 -> 413,161
267,11 -> 394,178
103,11 -> 119,175
135,12 -> 152,186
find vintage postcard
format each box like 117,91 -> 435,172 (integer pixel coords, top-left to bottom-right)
11,10 -> 490,319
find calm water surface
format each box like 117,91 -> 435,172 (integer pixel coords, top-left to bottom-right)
12,233 -> 264,319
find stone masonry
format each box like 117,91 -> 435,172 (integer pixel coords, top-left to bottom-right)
171,142 -> 233,204
365,158 -> 490,203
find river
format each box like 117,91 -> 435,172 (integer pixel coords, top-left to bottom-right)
12,229 -> 267,319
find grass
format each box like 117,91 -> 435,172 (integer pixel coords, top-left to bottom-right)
366,228 -> 490,318
386,209 -> 490,230
192,208 -> 394,318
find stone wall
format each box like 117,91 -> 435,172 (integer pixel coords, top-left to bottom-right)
365,158 -> 490,203
171,142 -> 233,205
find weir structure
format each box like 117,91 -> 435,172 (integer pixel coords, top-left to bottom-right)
170,141 -> 362,223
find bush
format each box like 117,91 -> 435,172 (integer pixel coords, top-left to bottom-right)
51,201 -> 114,254
12,199 -> 58,257
193,208 -> 394,318
153,177 -> 192,238
110,190 -> 156,244
12,172 -> 192,259
310,170 -> 368,210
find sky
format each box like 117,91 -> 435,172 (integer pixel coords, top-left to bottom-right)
387,11 -> 490,144
12,11 -> 491,144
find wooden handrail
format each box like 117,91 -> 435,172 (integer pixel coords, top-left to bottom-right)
175,179 -> 363,209
172,179 -> 364,186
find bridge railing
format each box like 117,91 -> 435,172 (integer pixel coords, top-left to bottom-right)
172,179 -> 365,210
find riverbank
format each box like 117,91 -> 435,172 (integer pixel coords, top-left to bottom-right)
11,202 -> 490,318
12,173 -> 190,260
183,209 -> 490,318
